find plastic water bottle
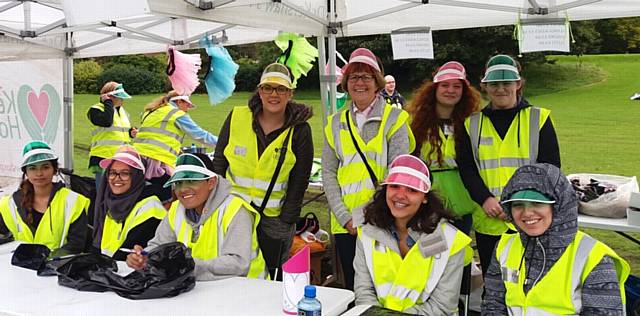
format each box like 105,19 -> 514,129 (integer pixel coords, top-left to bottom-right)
297,285 -> 322,316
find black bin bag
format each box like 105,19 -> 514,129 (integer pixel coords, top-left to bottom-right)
56,242 -> 195,299
11,243 -> 50,270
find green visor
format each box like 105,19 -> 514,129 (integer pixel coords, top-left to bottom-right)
163,154 -> 216,188
21,141 -> 58,167
501,189 -> 555,205
481,55 -> 521,83
107,83 -> 132,99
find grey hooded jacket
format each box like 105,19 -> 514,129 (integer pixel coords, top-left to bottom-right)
146,177 -> 261,281
481,163 -> 624,315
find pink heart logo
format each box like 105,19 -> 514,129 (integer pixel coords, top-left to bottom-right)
27,91 -> 50,128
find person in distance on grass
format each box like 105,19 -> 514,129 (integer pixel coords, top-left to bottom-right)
212,63 -> 313,279
482,163 -> 629,315
456,54 -> 561,278
380,75 -> 406,109
354,154 -> 471,315
126,153 -> 267,280
322,47 -> 415,290
132,91 -> 218,205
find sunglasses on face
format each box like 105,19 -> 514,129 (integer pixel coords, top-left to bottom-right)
171,180 -> 205,190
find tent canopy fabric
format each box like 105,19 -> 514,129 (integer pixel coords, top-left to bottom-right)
1,0 -> 640,60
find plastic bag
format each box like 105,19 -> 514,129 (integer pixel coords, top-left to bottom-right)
11,243 -> 50,270
568,173 -> 639,218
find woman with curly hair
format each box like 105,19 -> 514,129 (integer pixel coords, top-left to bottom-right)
353,154 -> 470,315
407,61 -> 482,235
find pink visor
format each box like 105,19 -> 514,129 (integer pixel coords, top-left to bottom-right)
341,47 -> 381,74
433,61 -> 469,85
99,146 -> 145,172
381,155 -> 431,193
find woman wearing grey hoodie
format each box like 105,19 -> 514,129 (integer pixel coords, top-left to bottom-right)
482,163 -> 629,315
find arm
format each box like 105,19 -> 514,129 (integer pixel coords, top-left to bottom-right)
456,127 -> 493,206
387,122 -> 411,162
112,218 -> 162,261
279,123 -> 314,224
193,207 -> 255,281
353,237 -> 381,306
480,248 -> 508,315
87,99 -> 115,127
60,211 -> 87,254
212,112 -> 232,177
580,256 -> 624,315
321,139 -> 351,228
536,118 -> 561,168
404,250 -> 465,315
175,114 -> 218,146
145,216 -> 177,250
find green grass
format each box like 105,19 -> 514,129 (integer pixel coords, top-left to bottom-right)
73,54 -> 640,273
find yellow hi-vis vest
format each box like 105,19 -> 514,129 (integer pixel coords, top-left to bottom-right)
464,106 -> 551,235
496,231 -> 630,315
360,223 -> 471,312
133,104 -> 186,167
88,103 -> 132,159
224,106 -> 296,217
100,196 -> 166,257
324,105 -> 415,234
167,195 -> 267,279
0,188 -> 89,250
419,128 -> 483,217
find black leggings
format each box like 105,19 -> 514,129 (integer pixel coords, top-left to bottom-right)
334,233 -> 357,291
475,231 -> 502,278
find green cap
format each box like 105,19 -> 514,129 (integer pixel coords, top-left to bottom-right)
163,153 -> 216,188
21,141 -> 58,168
481,55 -> 521,83
501,189 -> 555,205
107,83 -> 132,99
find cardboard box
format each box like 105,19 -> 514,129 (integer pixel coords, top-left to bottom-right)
627,192 -> 640,226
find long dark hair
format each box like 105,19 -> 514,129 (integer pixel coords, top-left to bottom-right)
19,160 -> 59,225
407,78 -> 481,166
364,186 -> 453,234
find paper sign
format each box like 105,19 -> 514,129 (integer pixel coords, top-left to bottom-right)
62,0 -> 151,26
390,27 -> 434,60
519,23 -> 570,53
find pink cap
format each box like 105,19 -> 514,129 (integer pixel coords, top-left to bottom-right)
99,145 -> 145,172
342,48 -> 381,74
433,61 -> 469,85
324,63 -> 344,86
381,155 -> 431,193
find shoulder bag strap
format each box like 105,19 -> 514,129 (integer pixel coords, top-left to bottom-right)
345,110 -> 378,186
255,126 -> 294,215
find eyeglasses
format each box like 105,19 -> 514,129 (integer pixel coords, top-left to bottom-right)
347,74 -> 375,83
171,180 -> 205,190
108,170 -> 132,181
260,85 -> 290,95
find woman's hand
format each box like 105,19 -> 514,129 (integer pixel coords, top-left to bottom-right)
345,219 -> 357,235
482,197 -> 507,219
125,245 -> 148,270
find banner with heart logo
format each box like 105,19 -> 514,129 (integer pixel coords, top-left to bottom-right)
17,84 -> 62,145
0,59 -> 65,178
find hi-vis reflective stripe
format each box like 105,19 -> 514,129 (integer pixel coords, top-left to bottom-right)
232,176 -> 287,192
468,113 -> 482,168
58,192 -> 79,248
173,204 -> 190,244
135,138 -> 179,156
137,127 -> 182,140
91,126 -> 129,136
90,140 -> 129,148
7,199 -> 22,233
340,181 -> 376,198
216,198 -> 232,251
477,158 -> 533,169
235,192 -> 282,209
571,235 -> 597,312
529,107 -> 541,161
508,306 -> 559,316
428,157 -> 458,169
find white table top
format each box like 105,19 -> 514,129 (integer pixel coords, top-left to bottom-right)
577,214 -> 640,234
0,251 -> 353,316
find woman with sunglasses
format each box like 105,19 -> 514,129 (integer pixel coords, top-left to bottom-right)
91,146 -> 165,260
456,54 -> 560,278
323,48 -> 415,290
127,153 -> 267,280
213,63 -> 313,278
133,90 -> 218,204
0,141 -> 89,253
354,155 -> 470,314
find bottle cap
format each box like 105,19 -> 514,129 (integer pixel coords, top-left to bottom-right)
304,285 -> 316,298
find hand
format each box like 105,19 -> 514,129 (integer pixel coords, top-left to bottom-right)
100,94 -> 110,102
130,127 -> 138,138
345,219 -> 357,235
125,245 -> 148,270
482,197 -> 505,219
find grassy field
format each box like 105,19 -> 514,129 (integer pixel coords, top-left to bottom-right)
72,54 -> 640,273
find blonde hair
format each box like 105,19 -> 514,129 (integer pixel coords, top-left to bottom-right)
144,90 -> 180,111
100,81 -> 119,94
